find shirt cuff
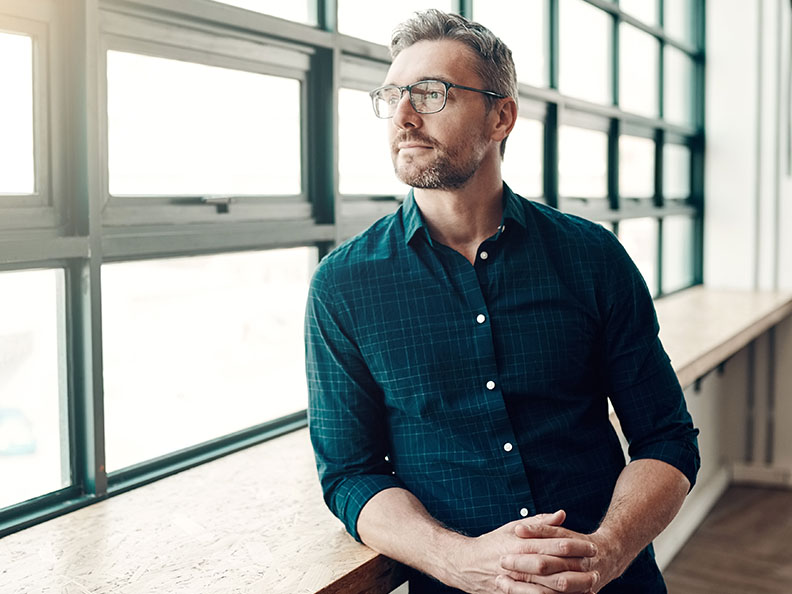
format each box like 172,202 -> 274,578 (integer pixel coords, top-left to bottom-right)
629,439 -> 701,492
329,473 -> 407,542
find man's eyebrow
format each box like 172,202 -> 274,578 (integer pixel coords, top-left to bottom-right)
382,74 -> 452,86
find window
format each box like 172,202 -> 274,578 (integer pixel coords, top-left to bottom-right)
502,118 -> 544,199
620,0 -> 658,27
0,269 -> 67,510
209,0 -> 315,25
620,135 -> 655,199
559,125 -> 608,199
664,46 -> 696,127
102,249 -> 316,472
619,24 -> 659,118
0,32 -> 34,196
473,0 -> 546,87
106,51 -> 302,197
664,143 -> 691,198
338,88 -> 407,196
337,1 -> 454,45
559,0 -> 612,104
662,216 -> 696,294
619,218 -> 659,296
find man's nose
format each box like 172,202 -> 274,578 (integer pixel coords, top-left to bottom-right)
392,91 -> 421,129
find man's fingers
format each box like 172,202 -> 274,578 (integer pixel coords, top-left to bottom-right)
501,554 -> 591,576
524,510 -> 566,527
529,570 -> 600,593
512,536 -> 597,557
495,574 -> 559,594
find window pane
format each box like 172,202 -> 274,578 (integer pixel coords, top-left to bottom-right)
107,51 -> 301,196
620,0 -> 658,26
502,118 -> 543,198
338,1 -> 454,45
662,215 -> 695,293
618,218 -> 658,296
664,143 -> 690,198
559,0 -> 611,104
473,0 -> 546,87
0,269 -> 67,510
559,126 -> 607,197
102,248 -> 316,472
210,0 -> 314,24
619,135 -> 655,198
665,0 -> 694,44
0,32 -> 34,195
664,46 -> 695,127
338,88 -> 407,196
619,24 -> 658,118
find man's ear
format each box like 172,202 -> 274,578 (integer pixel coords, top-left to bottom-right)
490,97 -> 517,143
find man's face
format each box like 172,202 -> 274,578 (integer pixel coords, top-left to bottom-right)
383,39 -> 495,190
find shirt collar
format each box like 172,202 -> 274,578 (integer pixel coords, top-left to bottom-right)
402,182 -> 528,246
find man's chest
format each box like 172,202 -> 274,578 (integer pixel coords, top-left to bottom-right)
346,251 -> 603,413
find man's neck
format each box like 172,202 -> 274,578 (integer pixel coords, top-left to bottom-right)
413,171 -> 504,264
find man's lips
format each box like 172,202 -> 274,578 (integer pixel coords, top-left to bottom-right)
397,143 -> 433,150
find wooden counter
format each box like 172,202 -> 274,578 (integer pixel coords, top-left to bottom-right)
2,287 -> 791,594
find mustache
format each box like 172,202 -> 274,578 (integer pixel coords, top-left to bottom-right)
392,132 -> 439,150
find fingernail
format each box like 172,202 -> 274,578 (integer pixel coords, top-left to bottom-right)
593,571 -> 600,585
590,543 -> 598,555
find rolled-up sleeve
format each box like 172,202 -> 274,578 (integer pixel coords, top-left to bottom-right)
600,232 -> 700,490
305,263 -> 405,541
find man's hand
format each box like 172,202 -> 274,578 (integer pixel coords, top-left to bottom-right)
496,520 -> 627,593
445,510 -> 600,594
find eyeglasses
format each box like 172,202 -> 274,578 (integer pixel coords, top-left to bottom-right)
369,79 -> 506,119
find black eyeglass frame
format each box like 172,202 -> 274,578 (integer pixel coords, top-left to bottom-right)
369,79 -> 507,119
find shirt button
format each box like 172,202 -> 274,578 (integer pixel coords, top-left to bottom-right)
486,380 -> 496,390
520,508 -> 529,517
480,251 -> 489,260
476,314 -> 486,324
503,442 -> 513,452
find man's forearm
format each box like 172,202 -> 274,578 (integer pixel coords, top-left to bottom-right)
357,486 -> 467,586
592,458 -> 690,577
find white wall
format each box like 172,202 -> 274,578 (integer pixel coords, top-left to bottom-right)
705,0 -> 792,290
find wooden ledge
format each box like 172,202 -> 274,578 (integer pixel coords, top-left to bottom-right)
655,286 -> 792,389
2,287 -> 791,593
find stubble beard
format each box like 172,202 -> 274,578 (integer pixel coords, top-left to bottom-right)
391,132 -> 487,190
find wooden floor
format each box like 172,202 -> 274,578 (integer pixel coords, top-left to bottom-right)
663,486 -> 792,593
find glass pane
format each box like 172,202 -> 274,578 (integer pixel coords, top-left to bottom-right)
620,0 -> 658,26
619,24 -> 659,118
0,32 -> 34,195
210,0 -> 314,24
664,46 -> 695,127
618,218 -> 658,296
473,0 -> 546,87
559,0 -> 612,104
0,269 -> 67,510
502,117 -> 543,198
619,135 -> 655,198
665,0 -> 694,44
338,88 -> 407,196
107,51 -> 301,196
664,143 -> 690,198
338,1 -> 454,45
662,215 -> 695,293
559,126 -> 607,197
102,248 -> 317,472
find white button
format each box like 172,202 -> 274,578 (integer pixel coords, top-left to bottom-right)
480,251 -> 489,260
503,442 -> 513,452
486,380 -> 496,390
520,508 -> 529,517
476,314 -> 486,324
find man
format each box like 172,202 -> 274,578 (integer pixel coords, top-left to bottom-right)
305,10 -> 699,594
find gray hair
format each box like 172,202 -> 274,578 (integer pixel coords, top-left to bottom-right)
390,9 -> 518,158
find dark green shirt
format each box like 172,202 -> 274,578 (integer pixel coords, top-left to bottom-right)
305,184 -> 699,593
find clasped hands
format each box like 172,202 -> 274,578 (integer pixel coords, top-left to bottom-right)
449,510 -> 625,594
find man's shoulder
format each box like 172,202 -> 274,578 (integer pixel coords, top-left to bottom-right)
521,198 -> 617,251
311,208 -> 404,290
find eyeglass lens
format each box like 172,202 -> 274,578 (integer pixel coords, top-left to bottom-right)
374,81 -> 447,118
